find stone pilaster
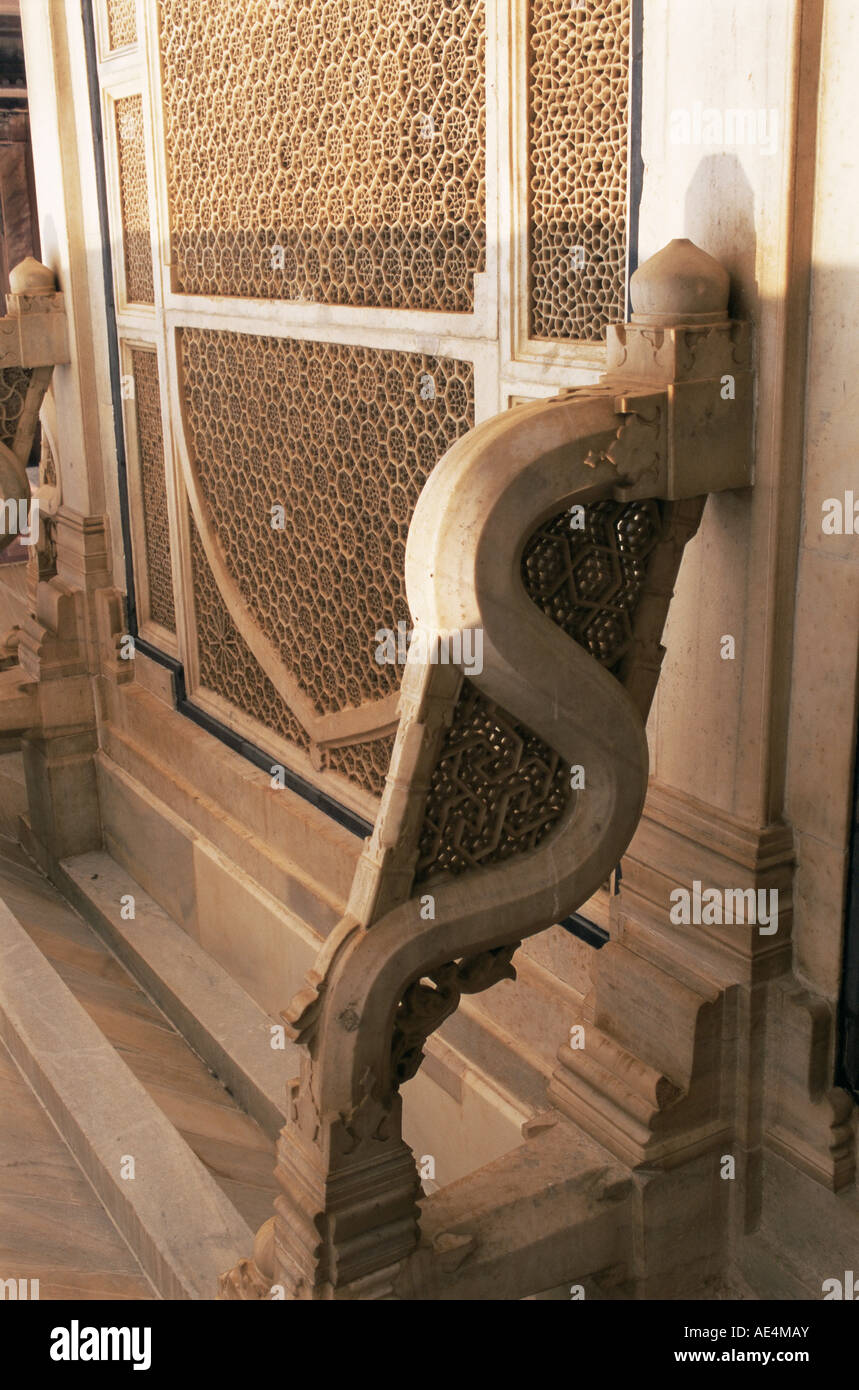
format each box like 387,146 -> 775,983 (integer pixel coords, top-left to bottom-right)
16,509 -> 115,863
548,779 -> 801,1294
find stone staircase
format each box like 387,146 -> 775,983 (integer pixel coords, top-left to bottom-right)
0,750 -> 295,1300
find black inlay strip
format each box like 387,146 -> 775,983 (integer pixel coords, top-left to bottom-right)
558,912 -> 610,950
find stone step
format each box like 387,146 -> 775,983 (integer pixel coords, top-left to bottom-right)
52,849 -> 549,1181
53,849 -> 293,1140
0,1034 -> 158,1301
0,839 -> 275,1300
54,850 -> 554,1191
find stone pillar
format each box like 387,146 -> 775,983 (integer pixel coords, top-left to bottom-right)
11,1 -> 129,865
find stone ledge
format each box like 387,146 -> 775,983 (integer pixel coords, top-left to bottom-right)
395,1122 -> 633,1300
55,848 -> 294,1140
0,893 -> 254,1300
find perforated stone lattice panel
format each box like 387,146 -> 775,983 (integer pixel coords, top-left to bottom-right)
106,0 -> 137,51
189,516 -> 395,800
415,680 -> 572,883
325,733 -> 397,799
189,517 -> 311,754
179,329 -> 475,720
415,497 -> 667,883
115,95 -> 155,305
159,0 -> 486,310
0,367 -> 33,453
130,348 -> 176,634
528,0 -> 629,341
521,497 -> 665,673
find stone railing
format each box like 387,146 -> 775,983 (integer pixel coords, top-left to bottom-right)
0,256 -> 68,728
220,239 -> 754,1300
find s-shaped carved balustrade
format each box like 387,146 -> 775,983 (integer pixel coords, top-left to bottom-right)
219,239 -> 753,1302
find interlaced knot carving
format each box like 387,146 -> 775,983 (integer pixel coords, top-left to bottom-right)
414,682 -> 572,883
522,497 -> 665,673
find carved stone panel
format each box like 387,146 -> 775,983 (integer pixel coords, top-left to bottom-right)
528,0 -> 630,340
159,0 -> 486,310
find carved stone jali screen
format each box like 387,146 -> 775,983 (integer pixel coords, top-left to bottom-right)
96,0 -> 633,818
181,331 -> 475,799
414,497 -> 668,884
159,0 -> 487,311
528,0 -> 630,341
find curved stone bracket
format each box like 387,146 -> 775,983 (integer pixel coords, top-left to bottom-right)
221,239 -> 755,1301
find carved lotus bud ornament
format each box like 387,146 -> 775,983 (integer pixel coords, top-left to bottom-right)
630,237 -> 730,326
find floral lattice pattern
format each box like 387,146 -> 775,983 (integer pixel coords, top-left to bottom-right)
115,95 -> 154,304
106,0 -> 136,51
131,349 -> 175,634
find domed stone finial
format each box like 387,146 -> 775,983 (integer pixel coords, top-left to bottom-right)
630,238 -> 730,327
8,257 -> 58,296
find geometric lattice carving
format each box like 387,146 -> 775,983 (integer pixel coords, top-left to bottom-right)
415,497 -> 666,884
189,518 -> 396,802
0,366 -> 33,453
414,680 -> 573,883
130,349 -> 175,634
115,95 -> 154,305
325,736 -> 396,801
180,330 -> 474,719
189,518 -> 311,754
106,0 -> 137,51
521,498 -> 665,674
528,0 -> 629,340
159,0 -> 485,310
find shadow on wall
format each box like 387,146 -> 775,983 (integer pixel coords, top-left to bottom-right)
685,153 -> 758,323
